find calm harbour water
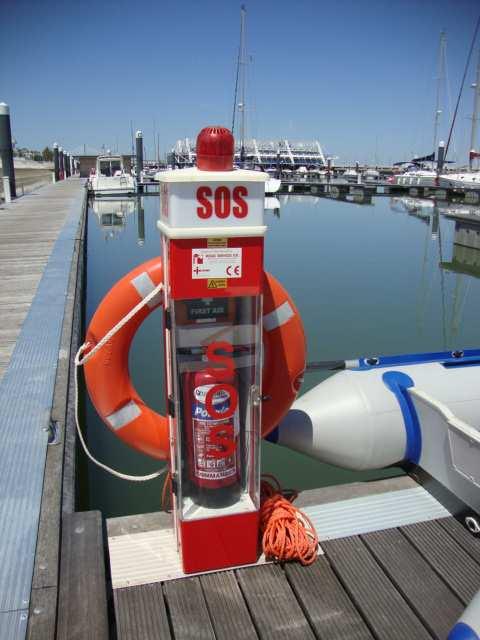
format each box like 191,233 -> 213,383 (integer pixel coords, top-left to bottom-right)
80,193 -> 480,517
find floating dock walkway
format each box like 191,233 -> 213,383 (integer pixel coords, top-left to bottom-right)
281,179 -> 480,204
0,178 -> 87,639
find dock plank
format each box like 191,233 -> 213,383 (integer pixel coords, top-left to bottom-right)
285,558 -> 374,640
437,517 -> 480,565
236,564 -> 315,640
200,571 -> 258,639
27,587 -> 56,640
323,536 -> 431,640
362,527 -> 463,639
163,576 -> 216,639
401,520 -> 480,604
56,511 -> 109,640
114,583 -> 171,640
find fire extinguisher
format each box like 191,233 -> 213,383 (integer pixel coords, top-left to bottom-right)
183,368 -> 241,508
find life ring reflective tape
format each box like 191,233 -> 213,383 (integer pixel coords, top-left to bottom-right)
84,257 -> 306,460
262,272 -> 306,434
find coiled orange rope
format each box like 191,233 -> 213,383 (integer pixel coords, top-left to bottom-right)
260,474 -> 319,566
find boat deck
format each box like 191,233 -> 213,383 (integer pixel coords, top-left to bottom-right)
104,478 -> 480,640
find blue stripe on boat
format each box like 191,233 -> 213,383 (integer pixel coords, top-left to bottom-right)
382,371 -> 422,464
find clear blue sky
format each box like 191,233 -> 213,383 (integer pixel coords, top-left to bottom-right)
1,0 -> 478,164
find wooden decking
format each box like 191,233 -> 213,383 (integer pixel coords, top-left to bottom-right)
111,514 -> 480,640
0,179 -> 85,377
0,179 -> 87,639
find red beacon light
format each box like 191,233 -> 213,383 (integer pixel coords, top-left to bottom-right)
196,126 -> 234,172
157,125 -> 267,574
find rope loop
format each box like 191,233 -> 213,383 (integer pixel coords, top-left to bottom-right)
260,475 -> 318,566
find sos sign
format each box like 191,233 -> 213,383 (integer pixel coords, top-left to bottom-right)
197,186 -> 248,219
204,341 -> 237,458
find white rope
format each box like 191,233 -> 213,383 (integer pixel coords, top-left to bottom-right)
75,281 -> 163,367
74,280 -> 168,482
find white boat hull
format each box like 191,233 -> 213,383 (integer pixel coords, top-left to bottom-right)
394,172 -> 437,187
265,178 -> 281,194
439,172 -> 480,189
90,175 -> 136,196
269,350 -> 480,513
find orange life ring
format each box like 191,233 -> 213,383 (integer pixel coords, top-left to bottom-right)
84,256 -> 305,460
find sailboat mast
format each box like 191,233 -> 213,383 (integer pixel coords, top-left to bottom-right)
433,32 -> 446,155
239,4 -> 247,164
469,48 -> 480,167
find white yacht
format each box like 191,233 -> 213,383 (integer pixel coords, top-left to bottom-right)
265,177 -> 281,194
343,168 -> 359,183
363,168 -> 380,182
391,168 -> 437,187
439,171 -> 480,189
89,155 -> 136,197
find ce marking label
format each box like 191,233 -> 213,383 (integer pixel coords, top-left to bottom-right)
226,265 -> 241,277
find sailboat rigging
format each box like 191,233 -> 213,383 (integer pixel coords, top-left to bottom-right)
232,5 -> 247,165
231,6 -> 280,193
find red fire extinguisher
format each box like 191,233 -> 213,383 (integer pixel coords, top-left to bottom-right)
183,368 -> 241,508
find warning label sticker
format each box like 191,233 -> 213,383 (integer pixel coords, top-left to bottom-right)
207,237 -> 228,248
207,279 -> 227,289
192,248 -> 242,279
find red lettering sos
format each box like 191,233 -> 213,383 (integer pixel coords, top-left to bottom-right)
196,186 -> 248,219
204,341 -> 237,458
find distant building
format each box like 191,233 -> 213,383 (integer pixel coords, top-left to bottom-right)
71,145 -> 134,177
168,138 -> 327,170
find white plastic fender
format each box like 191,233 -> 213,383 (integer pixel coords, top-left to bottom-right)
448,588 -> 480,639
270,361 -> 480,471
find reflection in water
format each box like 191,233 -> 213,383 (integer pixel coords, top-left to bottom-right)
91,198 -> 136,241
264,196 -> 281,218
441,220 -> 480,278
390,197 -> 433,224
281,188 -> 373,206
136,196 -> 145,245
389,197 -> 480,347
439,203 -> 480,223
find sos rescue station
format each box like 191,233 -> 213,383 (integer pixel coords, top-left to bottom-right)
83,127 -> 306,574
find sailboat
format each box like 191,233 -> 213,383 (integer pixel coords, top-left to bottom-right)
391,33 -> 447,188
439,40 -> 480,188
232,6 -> 280,195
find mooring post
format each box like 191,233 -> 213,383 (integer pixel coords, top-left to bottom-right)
59,147 -> 64,180
437,141 -> 445,175
2,176 -> 11,202
136,130 -> 144,193
53,143 -> 59,182
0,102 -> 16,198
355,161 -> 361,184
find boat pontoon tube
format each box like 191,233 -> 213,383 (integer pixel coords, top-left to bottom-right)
448,588 -> 480,640
268,352 -> 480,471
